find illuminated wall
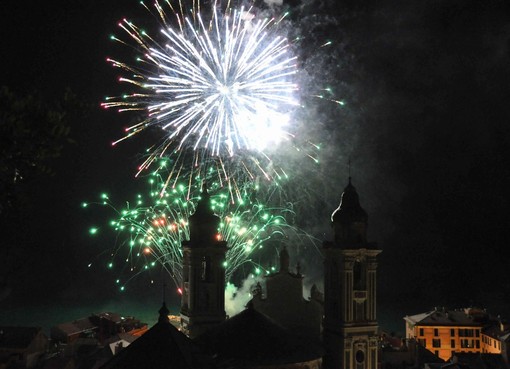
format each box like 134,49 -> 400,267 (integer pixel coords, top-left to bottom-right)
409,325 -> 483,361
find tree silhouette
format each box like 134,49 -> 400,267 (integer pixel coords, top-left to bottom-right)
0,86 -> 76,214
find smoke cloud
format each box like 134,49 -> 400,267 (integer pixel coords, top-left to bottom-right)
224,275 -> 264,317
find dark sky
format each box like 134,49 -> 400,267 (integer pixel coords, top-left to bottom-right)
1,0 -> 510,333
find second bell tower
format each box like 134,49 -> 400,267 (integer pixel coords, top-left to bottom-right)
322,178 -> 381,369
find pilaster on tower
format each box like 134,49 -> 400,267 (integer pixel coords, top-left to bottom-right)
323,177 -> 381,369
180,183 -> 227,339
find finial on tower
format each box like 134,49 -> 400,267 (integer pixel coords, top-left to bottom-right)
158,281 -> 169,323
280,245 -> 290,272
158,302 -> 170,323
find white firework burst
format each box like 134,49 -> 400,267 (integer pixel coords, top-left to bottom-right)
103,0 -> 298,182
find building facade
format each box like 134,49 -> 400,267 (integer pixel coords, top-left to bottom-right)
404,307 -> 510,362
251,245 -> 323,340
322,178 -> 381,369
180,185 -> 227,339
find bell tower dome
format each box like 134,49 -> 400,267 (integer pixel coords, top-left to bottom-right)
331,177 -> 368,246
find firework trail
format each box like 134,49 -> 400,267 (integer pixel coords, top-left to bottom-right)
83,173 -> 316,293
102,0 -> 302,190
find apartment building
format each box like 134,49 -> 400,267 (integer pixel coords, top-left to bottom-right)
404,307 -> 508,362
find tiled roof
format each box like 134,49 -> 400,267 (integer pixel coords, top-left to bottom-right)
405,309 -> 484,327
54,317 -> 96,335
195,305 -> 323,367
453,353 -> 507,369
100,320 -> 204,369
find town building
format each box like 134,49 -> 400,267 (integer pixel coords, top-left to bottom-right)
381,338 -> 445,369
50,312 -> 147,344
404,307 -> 510,362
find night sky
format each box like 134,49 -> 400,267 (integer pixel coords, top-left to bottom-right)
1,0 -> 510,334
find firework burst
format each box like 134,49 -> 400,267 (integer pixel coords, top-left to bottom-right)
84,173 -> 312,292
102,0 -> 300,188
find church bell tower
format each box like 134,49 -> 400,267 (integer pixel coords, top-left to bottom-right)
180,184 -> 227,338
323,178 -> 381,369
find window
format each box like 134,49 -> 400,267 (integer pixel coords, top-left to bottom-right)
433,339 -> 441,348
201,256 -> 212,281
201,257 -> 208,280
419,328 -> 424,336
353,261 -> 366,290
418,338 -> 426,347
355,350 -> 365,363
476,340 -> 480,349
476,330 -> 480,337
461,339 -> 476,348
434,328 -> 439,336
451,329 -> 455,337
451,339 -> 455,349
